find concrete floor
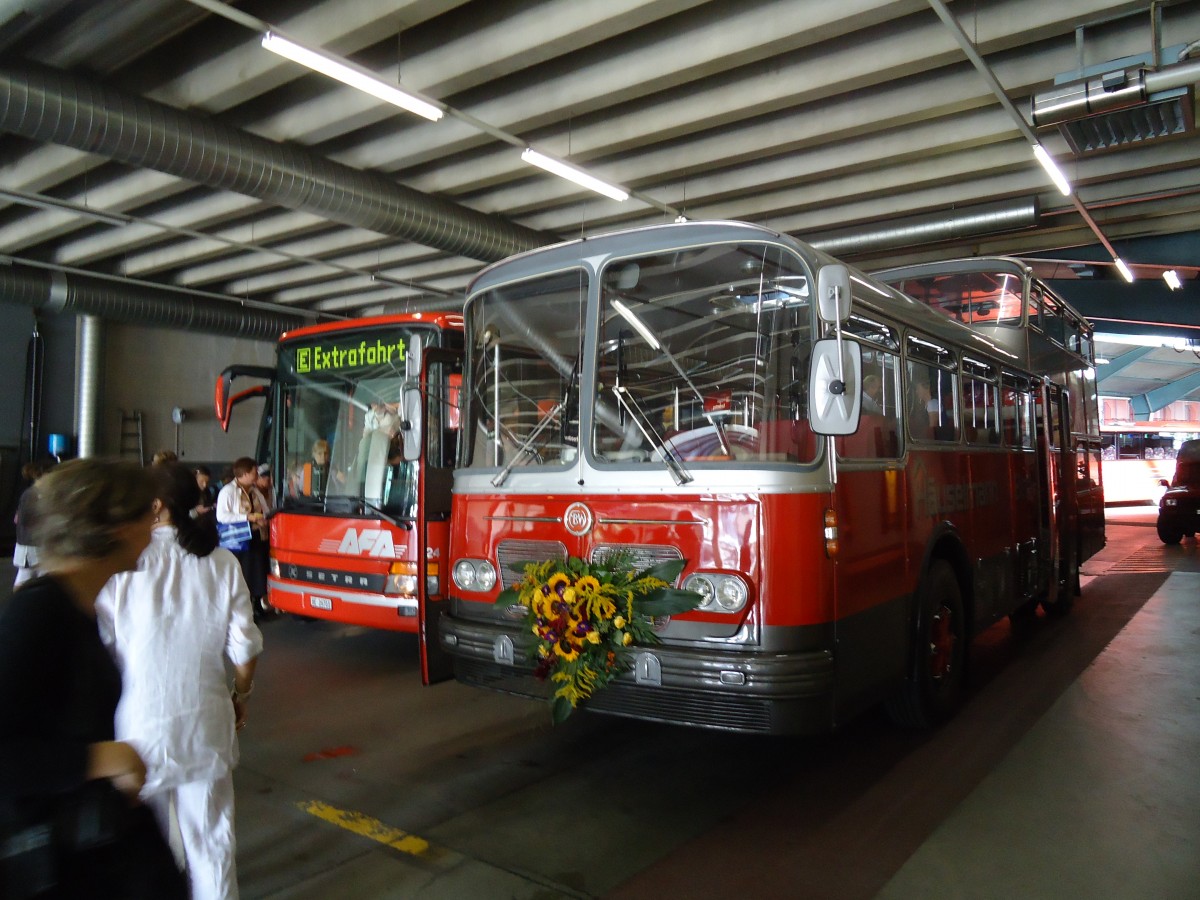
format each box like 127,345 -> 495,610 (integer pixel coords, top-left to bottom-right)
2,506 -> 1197,898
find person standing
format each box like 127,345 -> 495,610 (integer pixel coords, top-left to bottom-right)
0,457 -> 186,898
216,457 -> 270,613
97,462 -> 263,900
11,459 -> 51,588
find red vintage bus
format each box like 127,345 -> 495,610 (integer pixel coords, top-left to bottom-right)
216,313 -> 463,682
437,222 -> 1103,733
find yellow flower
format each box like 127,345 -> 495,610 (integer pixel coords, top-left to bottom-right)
613,615 -> 626,629
586,630 -> 602,644
562,586 -> 576,604
622,632 -> 633,646
576,575 -> 601,594
547,572 -> 571,593
554,639 -> 581,662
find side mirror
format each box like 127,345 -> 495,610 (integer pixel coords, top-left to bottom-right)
1159,479 -> 1170,488
402,386 -> 422,460
808,338 -> 862,436
817,264 -> 852,324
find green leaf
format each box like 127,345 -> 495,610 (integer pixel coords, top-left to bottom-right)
639,587 -> 704,617
550,695 -> 574,725
637,558 -> 687,584
506,559 -> 537,574
495,587 -> 521,607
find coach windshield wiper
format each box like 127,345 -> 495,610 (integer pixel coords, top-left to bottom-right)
491,399 -> 566,487
611,386 -> 692,485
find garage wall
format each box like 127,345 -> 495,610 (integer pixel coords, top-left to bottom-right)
102,322 -> 275,466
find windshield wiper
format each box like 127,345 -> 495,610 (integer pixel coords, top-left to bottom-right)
611,386 -> 692,485
357,497 -> 412,529
491,399 -> 566,487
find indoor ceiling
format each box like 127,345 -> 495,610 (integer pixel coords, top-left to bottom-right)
1,0 -> 1199,403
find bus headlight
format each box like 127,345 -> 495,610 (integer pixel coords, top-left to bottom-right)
453,558 -> 497,592
385,561 -> 418,595
683,574 -> 715,609
682,573 -> 747,614
716,577 -> 748,611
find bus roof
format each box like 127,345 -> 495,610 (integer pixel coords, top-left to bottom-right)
463,220 -> 1062,377
280,311 -> 463,343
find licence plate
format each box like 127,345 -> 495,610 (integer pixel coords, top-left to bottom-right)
310,596 -> 333,611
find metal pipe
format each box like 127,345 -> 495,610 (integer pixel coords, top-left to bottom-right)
807,199 -> 1040,257
75,315 -> 102,458
0,63 -> 548,263
0,265 -> 307,340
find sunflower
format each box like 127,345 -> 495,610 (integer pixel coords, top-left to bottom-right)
575,575 -> 601,595
547,572 -> 571,595
554,637 -> 581,662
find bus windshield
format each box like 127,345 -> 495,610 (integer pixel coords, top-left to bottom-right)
277,326 -> 426,517
463,243 -> 818,471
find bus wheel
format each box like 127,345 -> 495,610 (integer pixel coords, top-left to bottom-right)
885,561 -> 966,729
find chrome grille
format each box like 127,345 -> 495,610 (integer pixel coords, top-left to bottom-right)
496,539 -> 567,588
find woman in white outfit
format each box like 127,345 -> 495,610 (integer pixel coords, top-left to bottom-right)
98,462 -> 264,900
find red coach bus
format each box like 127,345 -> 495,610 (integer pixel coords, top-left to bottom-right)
437,222 -> 1103,733
216,313 -> 463,682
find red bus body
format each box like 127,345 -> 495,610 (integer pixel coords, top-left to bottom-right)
438,223 -> 1103,733
217,313 -> 463,682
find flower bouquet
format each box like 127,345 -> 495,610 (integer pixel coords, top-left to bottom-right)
496,553 -> 702,724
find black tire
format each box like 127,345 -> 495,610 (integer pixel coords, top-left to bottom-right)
1040,546 -> 1077,618
885,561 -> 966,729
1157,521 -> 1183,545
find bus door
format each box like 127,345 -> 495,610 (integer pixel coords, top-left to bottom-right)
413,348 -> 461,684
1036,383 -> 1076,607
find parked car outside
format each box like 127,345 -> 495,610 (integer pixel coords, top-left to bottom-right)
1157,439 -> 1200,544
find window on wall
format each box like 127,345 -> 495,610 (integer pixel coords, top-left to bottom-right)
837,314 -> 901,459
962,356 -> 1000,446
906,335 -> 958,443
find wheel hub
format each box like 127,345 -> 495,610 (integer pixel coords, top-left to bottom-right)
928,605 -> 955,680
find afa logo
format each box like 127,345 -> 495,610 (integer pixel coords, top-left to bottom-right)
337,528 -> 396,558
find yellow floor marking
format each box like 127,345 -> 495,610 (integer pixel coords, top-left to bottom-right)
297,800 -> 446,862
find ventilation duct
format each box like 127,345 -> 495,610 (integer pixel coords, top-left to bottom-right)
0,63 -> 548,263
1031,50 -> 1200,155
805,198 -> 1040,258
0,265 -> 308,341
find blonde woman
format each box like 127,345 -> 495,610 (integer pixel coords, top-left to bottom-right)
0,458 -> 186,898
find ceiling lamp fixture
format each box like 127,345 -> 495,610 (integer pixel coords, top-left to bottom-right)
521,148 -> 629,201
1114,258 -> 1135,283
1163,269 -> 1183,290
1032,144 -> 1072,196
261,32 -> 443,122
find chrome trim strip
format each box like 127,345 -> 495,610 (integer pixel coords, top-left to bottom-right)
269,577 -> 417,612
597,517 -> 705,527
484,515 -> 561,522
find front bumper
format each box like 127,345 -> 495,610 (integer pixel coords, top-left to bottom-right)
439,608 -> 836,734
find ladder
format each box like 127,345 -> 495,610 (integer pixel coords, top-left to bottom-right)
118,409 -> 145,465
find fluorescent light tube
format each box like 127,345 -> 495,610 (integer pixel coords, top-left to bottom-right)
611,299 -> 660,349
1163,269 -> 1182,290
1114,258 -> 1134,283
1032,144 -> 1072,196
521,148 -> 629,201
262,32 -> 443,122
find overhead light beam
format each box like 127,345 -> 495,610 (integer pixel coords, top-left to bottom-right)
1114,258 -> 1135,283
521,148 -> 629,202
1163,269 -> 1183,290
1032,144 -> 1072,196
261,32 -> 443,122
